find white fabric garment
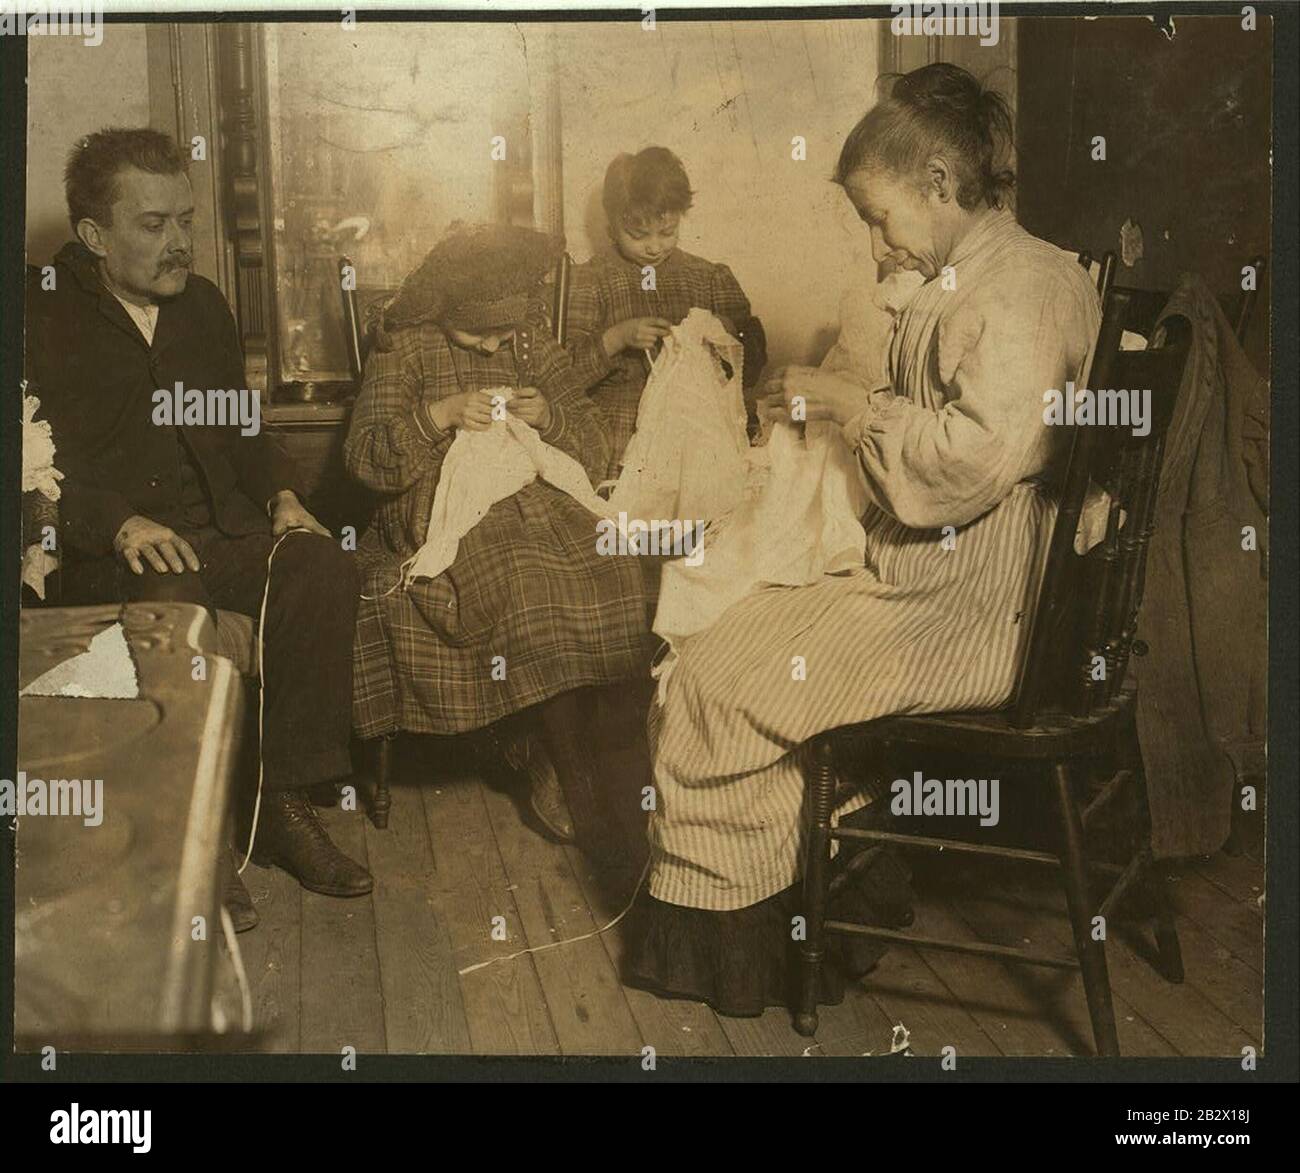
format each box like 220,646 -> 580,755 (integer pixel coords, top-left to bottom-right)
651,278 -> 919,659
606,308 -> 750,525
654,420 -> 868,648
404,388 -> 609,585
406,312 -> 752,586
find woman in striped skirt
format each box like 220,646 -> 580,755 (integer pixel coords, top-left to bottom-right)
624,63 -> 1102,1015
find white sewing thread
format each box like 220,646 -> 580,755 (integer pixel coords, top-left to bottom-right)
457,854 -> 651,976
237,528 -> 309,874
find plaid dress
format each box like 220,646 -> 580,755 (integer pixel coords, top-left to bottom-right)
565,248 -> 761,482
346,310 -> 653,738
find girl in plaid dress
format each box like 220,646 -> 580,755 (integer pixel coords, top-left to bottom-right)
345,225 -> 655,853
564,147 -> 768,482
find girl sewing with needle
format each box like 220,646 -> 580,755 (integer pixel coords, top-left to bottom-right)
563,146 -> 768,480
345,223 -> 653,858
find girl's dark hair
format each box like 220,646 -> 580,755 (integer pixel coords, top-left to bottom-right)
65,127 -> 189,230
602,146 -> 695,230
834,63 -> 1015,210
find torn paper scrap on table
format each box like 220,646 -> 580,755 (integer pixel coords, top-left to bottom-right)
20,623 -> 141,699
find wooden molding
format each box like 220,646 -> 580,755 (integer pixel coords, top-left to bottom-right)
217,22 -> 276,396
529,25 -> 564,238
146,23 -> 233,299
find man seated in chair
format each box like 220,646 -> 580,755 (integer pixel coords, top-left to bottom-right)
25,128 -> 371,928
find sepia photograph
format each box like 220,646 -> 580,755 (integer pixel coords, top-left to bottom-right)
1,0 -> 1294,1141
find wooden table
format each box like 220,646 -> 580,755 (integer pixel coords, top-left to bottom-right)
14,602 -> 247,1050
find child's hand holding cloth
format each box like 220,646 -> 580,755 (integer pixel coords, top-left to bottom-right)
505,385 -> 553,430
428,389 -> 497,433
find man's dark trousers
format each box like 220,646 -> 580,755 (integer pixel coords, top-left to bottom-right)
66,527 -> 359,794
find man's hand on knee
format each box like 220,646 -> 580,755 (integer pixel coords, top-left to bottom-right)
113,515 -> 201,576
268,489 -> 332,538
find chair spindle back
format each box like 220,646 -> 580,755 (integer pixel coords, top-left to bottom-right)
551,252 -> 573,345
1009,286 -> 1192,727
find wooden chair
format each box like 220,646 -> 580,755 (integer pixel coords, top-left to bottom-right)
1085,250 -> 1264,347
339,255 -> 367,388
352,252 -> 576,828
793,283 -> 1194,1056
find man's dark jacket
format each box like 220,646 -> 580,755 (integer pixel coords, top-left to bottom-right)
25,241 -> 303,559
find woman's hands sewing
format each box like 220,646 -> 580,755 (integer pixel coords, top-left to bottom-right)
758,365 -> 871,428
506,385 -> 553,431
429,389 -> 497,433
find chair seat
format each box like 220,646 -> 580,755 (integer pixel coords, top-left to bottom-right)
829,685 -> 1136,761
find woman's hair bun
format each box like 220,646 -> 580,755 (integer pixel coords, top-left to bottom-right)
836,62 -> 1016,211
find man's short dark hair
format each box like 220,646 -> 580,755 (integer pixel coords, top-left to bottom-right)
64,128 -> 189,231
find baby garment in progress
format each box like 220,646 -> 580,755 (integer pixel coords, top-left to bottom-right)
403,388 -> 609,585
404,308 -> 793,593
652,281 -> 926,655
654,419 -> 869,649
606,308 -> 751,526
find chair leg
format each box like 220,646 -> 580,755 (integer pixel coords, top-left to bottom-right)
1145,863 -> 1185,983
1051,762 -> 1121,1057
1131,765 -> 1184,983
370,734 -> 395,830
794,737 -> 836,1038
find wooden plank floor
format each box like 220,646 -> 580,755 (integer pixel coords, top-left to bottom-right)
230,754 -> 1266,1058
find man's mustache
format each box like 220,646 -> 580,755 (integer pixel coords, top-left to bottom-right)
159,256 -> 192,273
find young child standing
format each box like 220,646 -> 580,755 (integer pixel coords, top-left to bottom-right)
564,147 -> 767,482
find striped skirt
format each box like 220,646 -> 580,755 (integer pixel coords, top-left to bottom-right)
646,481 -> 1058,911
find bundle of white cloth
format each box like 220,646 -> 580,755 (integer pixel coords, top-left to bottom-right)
652,273 -> 924,653
404,308 -> 754,585
402,388 -> 609,584
606,307 -> 750,525
402,283 -> 932,666
652,419 -> 869,646
22,394 -> 64,601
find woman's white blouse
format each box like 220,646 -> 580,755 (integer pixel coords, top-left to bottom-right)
842,209 -> 1101,529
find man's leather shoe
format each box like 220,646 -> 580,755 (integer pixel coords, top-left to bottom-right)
222,847 -> 260,933
252,790 -> 373,898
